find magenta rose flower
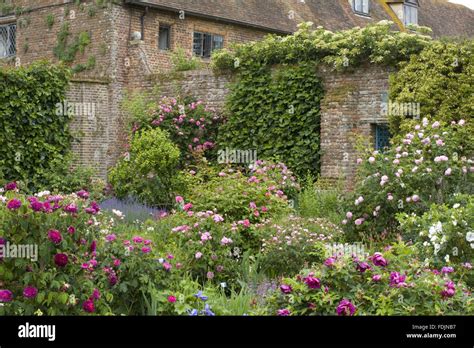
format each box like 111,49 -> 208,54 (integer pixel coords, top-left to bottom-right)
64,203 -> 78,214
277,309 -> 290,316
280,284 -> 292,294
30,200 -> 43,212
389,272 -> 407,288
6,198 -> 22,210
356,261 -> 371,273
168,295 -> 177,303
336,299 -> 356,316
370,252 -> 388,267
92,289 -> 101,300
108,273 -> 118,286
23,286 -> 38,299
82,299 -> 95,313
303,274 -> 321,289
77,190 -> 90,199
54,253 -> 68,267
324,257 -> 336,267
5,181 -> 17,191
67,226 -> 76,234
0,289 -> 13,302
48,230 -> 62,244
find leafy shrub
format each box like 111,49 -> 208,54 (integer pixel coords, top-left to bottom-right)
0,186 -> 185,315
109,128 -> 182,207
125,95 -> 222,166
397,195 -> 474,270
171,48 -> 203,72
186,160 -> 297,224
0,62 -> 71,191
258,216 -> 341,277
296,174 -> 344,224
389,40 -> 474,135
343,118 -> 473,242
262,242 -> 473,316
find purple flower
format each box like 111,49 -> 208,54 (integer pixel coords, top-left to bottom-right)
47,229 -> 62,244
370,252 -> 388,267
6,198 -> 22,210
324,257 -> 336,267
92,288 -> 101,300
142,246 -> 151,253
303,274 -> 321,289
0,289 -> 13,302
163,262 -> 172,271
194,291 -> 208,301
441,282 -> 456,298
462,263 -> 472,270
202,304 -> 215,316
54,253 -> 68,267
105,234 -> 116,243
441,266 -> 454,274
280,284 -> 292,294
108,273 -> 118,286
30,200 -> 43,212
23,286 -> 38,299
389,272 -> 407,288
336,299 -> 356,316
90,240 -> 97,253
64,203 -> 78,214
372,274 -> 382,282
277,309 -> 290,316
77,190 -> 90,199
132,236 -> 143,244
207,271 -> 214,280
356,261 -> 371,273
82,299 -> 95,313
5,181 -> 17,191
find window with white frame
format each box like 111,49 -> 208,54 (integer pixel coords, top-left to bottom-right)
0,23 -> 16,58
352,0 -> 370,15
404,2 -> 418,25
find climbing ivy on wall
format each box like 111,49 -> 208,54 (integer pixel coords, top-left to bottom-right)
218,62 -> 323,177
0,62 -> 71,189
212,21 -> 432,177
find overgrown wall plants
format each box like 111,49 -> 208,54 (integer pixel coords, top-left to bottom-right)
388,40 -> 474,135
0,62 -> 72,191
212,21 -> 432,177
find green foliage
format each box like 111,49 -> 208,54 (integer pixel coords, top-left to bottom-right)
389,40 -> 474,135
54,23 -> 91,64
398,194 -> 474,271
218,62 -> 322,177
212,21 -> 431,73
46,13 -> 55,29
171,48 -> 203,72
108,128 -> 182,207
0,62 -> 72,191
257,216 -> 341,277
297,174 -> 344,224
262,242 -> 474,316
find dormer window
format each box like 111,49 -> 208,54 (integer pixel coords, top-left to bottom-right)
404,0 -> 419,25
352,0 -> 370,16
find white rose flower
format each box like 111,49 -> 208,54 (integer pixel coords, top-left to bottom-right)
466,232 -> 474,242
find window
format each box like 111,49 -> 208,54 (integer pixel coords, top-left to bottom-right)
352,0 -> 370,15
404,3 -> 418,25
374,124 -> 391,151
0,23 -> 16,58
193,32 -> 224,58
159,25 -> 171,50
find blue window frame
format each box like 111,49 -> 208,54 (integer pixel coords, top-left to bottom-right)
375,124 -> 391,151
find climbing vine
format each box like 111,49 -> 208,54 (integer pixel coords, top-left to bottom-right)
212,21 -> 435,177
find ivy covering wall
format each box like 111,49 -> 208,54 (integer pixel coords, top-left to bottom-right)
0,62 -> 71,189
212,21 -> 432,177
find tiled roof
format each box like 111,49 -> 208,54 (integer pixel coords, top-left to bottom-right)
126,0 -> 474,37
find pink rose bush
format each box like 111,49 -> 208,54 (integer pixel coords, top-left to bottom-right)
344,118 -> 473,241
0,186 -> 183,315
263,242 -> 473,316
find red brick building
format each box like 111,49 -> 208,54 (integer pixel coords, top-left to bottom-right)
0,0 -> 473,179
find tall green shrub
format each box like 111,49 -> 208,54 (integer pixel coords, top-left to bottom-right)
0,62 -> 71,190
